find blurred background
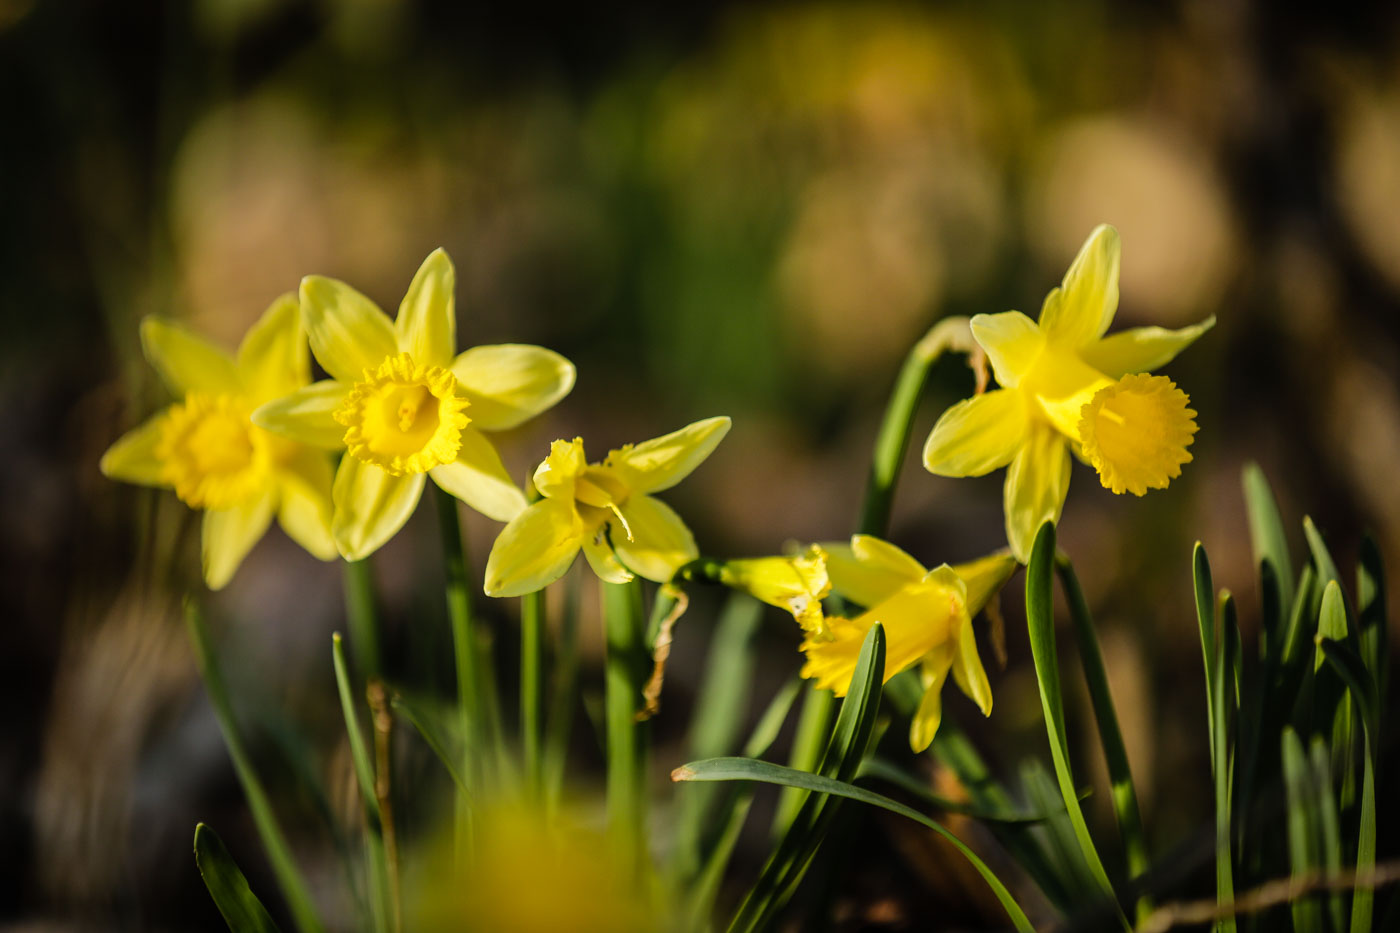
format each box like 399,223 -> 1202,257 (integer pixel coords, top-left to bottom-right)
3,0 -> 1399,928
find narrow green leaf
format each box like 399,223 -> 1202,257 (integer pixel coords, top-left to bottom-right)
1315,580 -> 1349,673
1308,737 -> 1346,933
1020,758 -> 1100,903
675,757 -> 1033,933
391,694 -> 469,795
1282,564 -> 1318,668
1025,522 -> 1126,928
543,566 -> 583,816
1303,516 -> 1342,591
820,623 -> 885,783
1282,727 -> 1322,933
1056,554 -> 1152,922
743,679 -> 804,759
185,602 -> 324,933
1213,593 -> 1237,933
194,823 -> 283,933
332,635 -> 390,933
1352,732 -> 1377,933
1357,534 -> 1387,705
1193,544 -> 1218,766
1243,463 -> 1295,616
857,757 -> 1068,825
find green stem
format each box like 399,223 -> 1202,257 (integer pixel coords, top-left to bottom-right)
332,635 -> 389,933
1056,554 -> 1153,923
432,484 -> 479,861
342,559 -> 382,681
604,578 -> 648,875
184,600 -> 324,933
521,587 -> 545,800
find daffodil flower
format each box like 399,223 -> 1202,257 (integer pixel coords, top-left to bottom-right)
100,295 -> 337,589
801,535 -> 1016,751
922,225 -> 1215,561
252,249 -> 576,560
483,417 -> 731,597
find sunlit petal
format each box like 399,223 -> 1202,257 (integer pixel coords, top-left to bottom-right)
251,380 -> 350,450
608,416 -> 731,494
1038,224 -> 1120,346
950,615 -> 993,716
612,495 -> 697,583
300,274 -> 398,383
1079,316 -> 1216,378
396,248 -> 456,369
484,498 -> 584,597
822,536 -> 924,608
923,389 -> 1029,477
429,426 -> 528,523
451,345 -> 577,432
99,413 -> 171,487
969,312 -> 1044,388
331,457 -> 426,561
276,448 -> 337,560
583,533 -> 635,585
140,317 -> 240,396
1003,424 -> 1071,563
202,489 -> 276,590
237,293 -> 308,401
909,647 -> 956,752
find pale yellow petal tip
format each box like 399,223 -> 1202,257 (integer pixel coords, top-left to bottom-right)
1078,373 -> 1198,496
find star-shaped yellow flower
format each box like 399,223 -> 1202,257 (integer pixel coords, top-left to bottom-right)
483,418 -> 730,597
252,249 -> 576,560
801,535 -> 1015,751
922,225 -> 1214,561
100,295 -> 337,589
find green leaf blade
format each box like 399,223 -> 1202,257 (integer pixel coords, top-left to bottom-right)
194,823 -> 284,933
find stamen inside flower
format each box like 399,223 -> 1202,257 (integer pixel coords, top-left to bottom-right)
1077,372 -> 1197,496
335,353 -> 470,475
157,393 -> 267,509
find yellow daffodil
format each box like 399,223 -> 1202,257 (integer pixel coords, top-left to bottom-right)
100,295 -> 337,589
801,535 -> 1016,751
696,546 -> 832,636
483,417 -> 731,597
922,225 -> 1215,561
252,249 -> 576,560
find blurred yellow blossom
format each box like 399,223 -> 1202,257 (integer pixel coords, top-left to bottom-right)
922,224 -> 1213,561
252,249 -> 575,560
483,418 -> 730,597
802,535 -> 1015,751
100,295 -> 337,589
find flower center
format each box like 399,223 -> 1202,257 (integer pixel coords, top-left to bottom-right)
335,353 -> 470,475
157,393 -> 267,509
1077,373 -> 1198,496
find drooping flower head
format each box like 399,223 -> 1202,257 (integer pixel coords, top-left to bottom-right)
100,295 -> 337,589
712,545 -> 832,636
801,535 -> 1016,751
252,249 -> 576,560
483,417 -> 730,597
922,225 -> 1214,561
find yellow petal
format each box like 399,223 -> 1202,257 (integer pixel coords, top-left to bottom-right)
484,498 -> 584,597
276,449 -> 337,560
251,380 -> 350,449
331,457 -> 426,561
950,615 -> 993,716
533,437 -> 586,501
612,495 -> 697,583
608,416 -> 731,494
396,249 -> 456,369
202,489 -> 277,590
969,312 -> 1044,388
140,317 -> 240,396
300,275 -> 398,383
909,648 -> 956,752
923,388 -> 1029,477
100,413 -> 171,487
583,533 -> 635,585
1079,316 -> 1216,378
237,293 -> 309,402
1038,224 -> 1120,347
429,426 -> 528,523
451,345 -> 577,432
822,536 -> 924,608
1003,423 -> 1071,563
951,551 -> 1019,610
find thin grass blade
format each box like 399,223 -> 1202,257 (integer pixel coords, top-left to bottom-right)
194,823 -> 284,933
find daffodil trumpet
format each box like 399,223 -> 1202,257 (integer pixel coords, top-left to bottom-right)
802,535 -> 1016,751
100,295 -> 338,589
675,547 -> 832,638
252,248 -> 577,561
483,417 -> 731,598
922,224 -> 1214,562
